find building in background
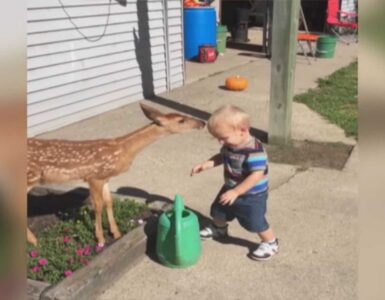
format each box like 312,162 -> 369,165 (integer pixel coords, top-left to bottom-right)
27,0 -> 184,136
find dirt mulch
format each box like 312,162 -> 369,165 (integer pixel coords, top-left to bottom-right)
266,140 -> 354,170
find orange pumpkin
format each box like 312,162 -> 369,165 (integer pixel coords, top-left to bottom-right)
225,75 -> 248,91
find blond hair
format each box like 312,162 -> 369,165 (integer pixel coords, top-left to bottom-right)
208,105 -> 250,135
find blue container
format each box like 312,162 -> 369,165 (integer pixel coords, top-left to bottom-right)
184,7 -> 216,60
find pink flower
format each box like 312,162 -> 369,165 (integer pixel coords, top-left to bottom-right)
31,266 -> 41,273
29,250 -> 39,258
76,248 -> 85,256
63,236 -> 71,244
95,244 -> 104,253
83,245 -> 92,256
38,258 -> 48,266
64,270 -> 73,277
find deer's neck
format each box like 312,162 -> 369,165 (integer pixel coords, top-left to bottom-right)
117,123 -> 167,159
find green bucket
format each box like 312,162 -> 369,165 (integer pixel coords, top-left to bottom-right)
316,35 -> 337,58
216,25 -> 228,54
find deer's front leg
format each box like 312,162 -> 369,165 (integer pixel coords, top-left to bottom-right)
102,182 -> 121,239
88,179 -> 106,246
27,228 -> 38,246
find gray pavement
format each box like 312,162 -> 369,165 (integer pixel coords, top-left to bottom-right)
37,28 -> 358,300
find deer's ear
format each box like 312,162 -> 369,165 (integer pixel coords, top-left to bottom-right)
140,103 -> 163,122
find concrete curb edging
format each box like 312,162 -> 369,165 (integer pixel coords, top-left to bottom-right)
42,225 -> 146,300
27,188 -> 172,300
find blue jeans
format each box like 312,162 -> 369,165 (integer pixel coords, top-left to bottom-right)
210,186 -> 269,233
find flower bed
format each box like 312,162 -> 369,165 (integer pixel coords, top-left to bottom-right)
27,199 -> 150,285
27,187 -> 170,299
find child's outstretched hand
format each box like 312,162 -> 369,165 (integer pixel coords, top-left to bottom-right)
190,160 -> 214,176
219,189 -> 239,205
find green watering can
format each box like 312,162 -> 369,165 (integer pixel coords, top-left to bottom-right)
156,194 -> 201,268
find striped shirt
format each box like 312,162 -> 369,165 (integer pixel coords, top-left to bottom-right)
221,137 -> 268,194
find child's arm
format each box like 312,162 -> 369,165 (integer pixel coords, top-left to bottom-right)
219,171 -> 264,205
190,153 -> 222,176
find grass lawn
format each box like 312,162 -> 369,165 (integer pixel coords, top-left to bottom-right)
294,61 -> 357,138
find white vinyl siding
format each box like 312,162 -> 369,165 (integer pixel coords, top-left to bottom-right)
27,0 -> 184,136
165,0 -> 184,90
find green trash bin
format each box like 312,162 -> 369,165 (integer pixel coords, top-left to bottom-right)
316,35 -> 337,58
216,24 -> 228,54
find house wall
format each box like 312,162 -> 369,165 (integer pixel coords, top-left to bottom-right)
212,0 -> 220,22
27,0 -> 183,137
166,0 -> 184,90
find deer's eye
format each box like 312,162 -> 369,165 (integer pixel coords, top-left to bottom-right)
178,119 -> 185,124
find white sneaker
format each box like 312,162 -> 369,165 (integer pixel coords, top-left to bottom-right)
200,224 -> 228,240
250,239 -> 279,261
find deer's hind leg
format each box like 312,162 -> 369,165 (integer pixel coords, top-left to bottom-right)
102,182 -> 121,239
88,179 -> 107,246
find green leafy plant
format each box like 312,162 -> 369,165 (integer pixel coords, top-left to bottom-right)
27,198 -> 150,285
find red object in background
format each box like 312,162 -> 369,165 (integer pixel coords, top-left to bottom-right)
198,45 -> 217,63
297,33 -> 319,42
326,0 -> 358,30
183,0 -> 200,7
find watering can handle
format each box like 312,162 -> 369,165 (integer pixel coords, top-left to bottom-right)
174,194 -> 184,262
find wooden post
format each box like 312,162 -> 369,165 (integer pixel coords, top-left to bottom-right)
268,0 -> 300,145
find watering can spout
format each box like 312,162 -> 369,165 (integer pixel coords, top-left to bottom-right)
174,194 -> 183,263
174,194 -> 184,213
